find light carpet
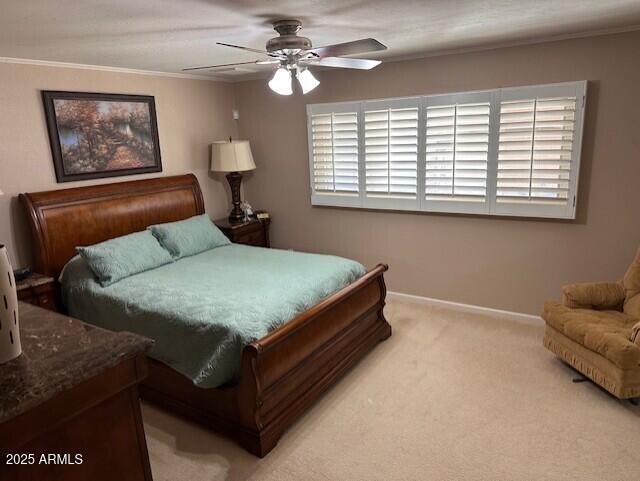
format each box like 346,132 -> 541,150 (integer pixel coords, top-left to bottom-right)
142,297 -> 640,481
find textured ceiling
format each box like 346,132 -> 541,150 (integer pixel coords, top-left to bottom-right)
1,0 -> 640,79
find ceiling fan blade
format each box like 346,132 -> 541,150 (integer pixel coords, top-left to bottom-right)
182,61 -> 262,71
308,38 -> 386,58
303,56 -> 381,70
216,42 -> 271,55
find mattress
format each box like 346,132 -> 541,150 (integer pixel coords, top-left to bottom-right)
61,244 -> 366,388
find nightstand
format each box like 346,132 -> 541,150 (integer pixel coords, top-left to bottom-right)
214,214 -> 271,248
16,273 -> 58,312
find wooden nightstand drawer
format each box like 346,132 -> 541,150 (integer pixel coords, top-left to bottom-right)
214,213 -> 271,248
36,293 -> 53,309
16,274 -> 58,312
239,229 -> 266,247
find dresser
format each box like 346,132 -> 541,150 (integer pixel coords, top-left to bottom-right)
0,303 -> 153,481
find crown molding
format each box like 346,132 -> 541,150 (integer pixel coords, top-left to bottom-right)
2,24 -> 639,84
380,24 -> 640,66
0,56 -> 230,82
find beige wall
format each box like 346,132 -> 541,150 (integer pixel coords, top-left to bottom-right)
235,31 -> 640,315
0,63 -> 237,266
1,31 -> 638,315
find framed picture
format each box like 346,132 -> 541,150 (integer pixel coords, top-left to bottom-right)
42,91 -> 162,182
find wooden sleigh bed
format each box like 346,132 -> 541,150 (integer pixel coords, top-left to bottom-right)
20,174 -> 391,457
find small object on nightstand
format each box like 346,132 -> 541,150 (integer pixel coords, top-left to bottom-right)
13,267 -> 32,282
214,212 -> 271,248
241,200 -> 254,222
16,273 -> 58,312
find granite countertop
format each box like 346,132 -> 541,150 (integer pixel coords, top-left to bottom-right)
0,302 -> 153,423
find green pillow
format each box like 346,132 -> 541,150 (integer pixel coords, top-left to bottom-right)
77,230 -> 173,287
148,214 -> 230,259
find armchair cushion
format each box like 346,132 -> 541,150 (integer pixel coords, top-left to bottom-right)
623,248 -> 640,318
562,282 -> 625,310
543,301 -> 640,369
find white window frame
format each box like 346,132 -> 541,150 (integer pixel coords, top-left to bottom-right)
306,80 -> 587,220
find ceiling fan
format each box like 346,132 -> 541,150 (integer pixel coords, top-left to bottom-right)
183,19 -> 387,95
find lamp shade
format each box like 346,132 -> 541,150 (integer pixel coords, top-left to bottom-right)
268,67 -> 293,96
297,68 -> 320,94
210,140 -> 256,173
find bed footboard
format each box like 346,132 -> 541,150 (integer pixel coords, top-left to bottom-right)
234,264 -> 391,456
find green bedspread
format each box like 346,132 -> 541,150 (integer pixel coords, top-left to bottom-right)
61,245 -> 366,388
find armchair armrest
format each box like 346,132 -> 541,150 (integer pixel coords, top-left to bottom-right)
562,281 -> 625,310
631,322 -> 640,346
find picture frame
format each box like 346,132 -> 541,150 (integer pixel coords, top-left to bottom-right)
42,91 -> 162,183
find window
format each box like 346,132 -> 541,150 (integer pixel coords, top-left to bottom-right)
363,98 -> 419,209
493,83 -> 582,218
309,104 -> 359,205
307,81 -> 586,219
423,90 -> 493,214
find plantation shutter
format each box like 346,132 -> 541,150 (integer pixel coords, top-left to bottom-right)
307,103 -> 360,207
493,82 -> 585,218
307,81 -> 585,218
363,98 -> 420,209
423,91 -> 493,214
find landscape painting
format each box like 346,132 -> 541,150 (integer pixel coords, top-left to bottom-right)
42,91 -> 162,182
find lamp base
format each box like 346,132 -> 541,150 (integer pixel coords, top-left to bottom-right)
226,172 -> 245,224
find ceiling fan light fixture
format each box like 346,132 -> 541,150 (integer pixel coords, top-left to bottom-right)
297,67 -> 320,94
268,67 -> 293,95
186,20 -> 388,88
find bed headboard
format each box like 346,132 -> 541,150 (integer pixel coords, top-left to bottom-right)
20,174 -> 205,278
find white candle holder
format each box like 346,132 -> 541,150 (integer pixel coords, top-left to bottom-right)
0,244 -> 21,364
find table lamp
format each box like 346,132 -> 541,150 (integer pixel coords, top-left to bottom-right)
210,139 -> 256,223
0,188 -> 21,364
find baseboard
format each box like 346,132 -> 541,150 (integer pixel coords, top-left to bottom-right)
387,291 -> 542,325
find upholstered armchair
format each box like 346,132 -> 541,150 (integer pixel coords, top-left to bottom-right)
542,249 -> 640,399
